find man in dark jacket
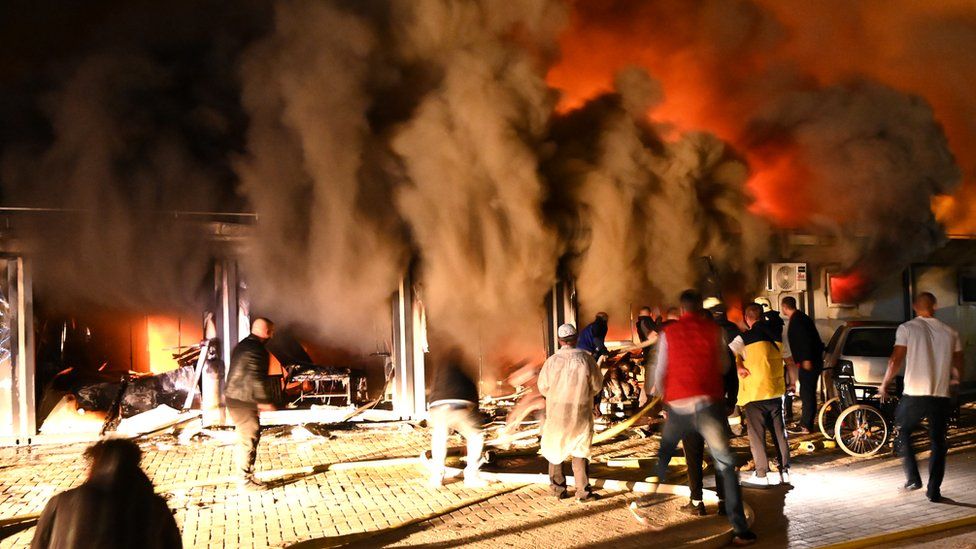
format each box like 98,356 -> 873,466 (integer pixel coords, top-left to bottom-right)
577,313 -> 609,361
31,439 -> 181,549
225,317 -> 275,490
781,297 -> 825,433
635,307 -> 657,364
710,305 -> 742,414
428,348 -> 486,488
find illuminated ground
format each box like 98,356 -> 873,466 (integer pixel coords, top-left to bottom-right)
0,405 -> 975,548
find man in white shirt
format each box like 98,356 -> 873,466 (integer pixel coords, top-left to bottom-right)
880,292 -> 963,502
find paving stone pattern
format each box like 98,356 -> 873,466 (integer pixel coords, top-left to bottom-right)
1,407 -> 976,548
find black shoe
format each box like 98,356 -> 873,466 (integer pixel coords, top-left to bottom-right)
681,501 -> 706,516
901,481 -> 923,492
577,489 -> 599,503
555,490 -> 570,500
731,531 -> 758,546
238,477 -> 265,492
717,500 -> 727,515
928,492 -> 943,503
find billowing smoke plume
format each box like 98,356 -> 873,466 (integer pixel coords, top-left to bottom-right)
0,53 -> 238,312
545,68 -> 768,319
3,0 -> 965,366
236,1 -> 408,347
551,0 -> 967,299
746,81 -> 960,284
390,0 -> 566,356
238,0 -> 763,352
0,1 -> 267,312
235,0 -> 567,354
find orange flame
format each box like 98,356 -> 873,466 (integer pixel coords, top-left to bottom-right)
146,315 -> 201,374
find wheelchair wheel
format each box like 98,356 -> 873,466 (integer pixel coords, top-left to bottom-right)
834,404 -> 889,457
818,397 -> 842,440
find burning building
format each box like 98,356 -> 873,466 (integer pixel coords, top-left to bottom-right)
0,0 -> 975,439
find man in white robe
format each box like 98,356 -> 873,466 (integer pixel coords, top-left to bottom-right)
538,323 -> 604,501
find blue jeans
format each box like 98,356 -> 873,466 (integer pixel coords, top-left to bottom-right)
657,402 -> 750,534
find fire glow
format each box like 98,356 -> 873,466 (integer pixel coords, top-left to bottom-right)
546,0 -> 976,235
828,272 -> 870,306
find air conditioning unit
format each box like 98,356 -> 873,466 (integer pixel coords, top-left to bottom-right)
767,263 -> 808,292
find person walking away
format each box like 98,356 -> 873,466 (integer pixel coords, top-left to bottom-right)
577,313 -> 610,362
650,290 -> 756,545
781,297 -> 824,433
225,317 -> 276,491
730,303 -> 790,487
780,310 -> 798,425
710,304 -> 742,417
879,292 -> 963,502
31,439 -> 181,549
539,323 -> 603,502
427,348 -> 488,488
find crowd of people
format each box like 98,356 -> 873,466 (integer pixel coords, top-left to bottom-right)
423,289 -> 962,547
29,288 -> 963,548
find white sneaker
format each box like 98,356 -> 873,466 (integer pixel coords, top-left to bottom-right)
428,472 -> 445,488
780,471 -> 791,484
464,475 -> 488,488
743,473 -> 771,487
767,473 -> 781,486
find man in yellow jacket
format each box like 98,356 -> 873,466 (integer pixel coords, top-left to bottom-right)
729,303 -> 790,487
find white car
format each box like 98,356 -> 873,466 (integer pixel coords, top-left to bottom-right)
823,322 -> 899,387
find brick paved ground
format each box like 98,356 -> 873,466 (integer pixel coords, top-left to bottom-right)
743,405 -> 976,549
0,405 -> 975,548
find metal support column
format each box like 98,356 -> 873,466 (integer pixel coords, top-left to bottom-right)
0,256 -> 36,441
545,276 -> 577,356
392,274 -> 427,419
215,259 -> 241,375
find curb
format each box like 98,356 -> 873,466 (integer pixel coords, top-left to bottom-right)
819,513 -> 976,549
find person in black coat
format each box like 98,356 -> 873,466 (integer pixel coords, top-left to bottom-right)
225,317 -> 276,490
31,439 -> 181,549
781,297 -> 825,432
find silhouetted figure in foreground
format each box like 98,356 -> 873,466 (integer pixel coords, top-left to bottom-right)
31,439 -> 181,549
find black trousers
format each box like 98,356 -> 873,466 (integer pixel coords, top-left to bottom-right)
549,458 -> 589,494
798,368 -> 821,430
896,395 -> 950,498
743,398 -> 790,476
683,431 -> 725,502
227,401 -> 261,479
722,366 -> 739,416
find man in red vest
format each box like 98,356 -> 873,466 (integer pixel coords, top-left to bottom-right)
651,290 -> 756,546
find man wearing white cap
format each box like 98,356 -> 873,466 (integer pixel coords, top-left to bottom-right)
538,323 -> 604,501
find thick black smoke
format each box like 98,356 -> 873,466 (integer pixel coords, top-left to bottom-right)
3,0 -> 956,365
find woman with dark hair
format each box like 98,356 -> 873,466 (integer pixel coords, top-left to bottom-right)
31,439 -> 182,549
